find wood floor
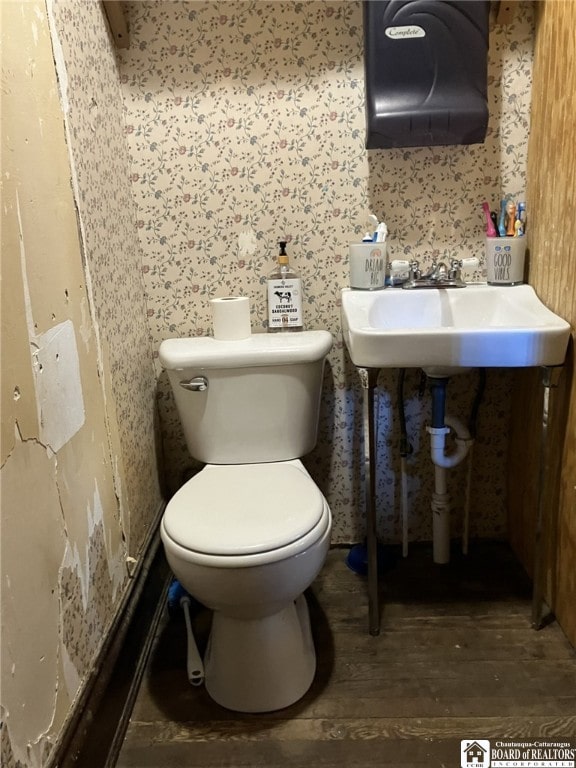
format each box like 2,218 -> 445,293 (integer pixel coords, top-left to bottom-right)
116,542 -> 576,767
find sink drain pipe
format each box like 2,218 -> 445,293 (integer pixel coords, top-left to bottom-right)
426,377 -> 474,564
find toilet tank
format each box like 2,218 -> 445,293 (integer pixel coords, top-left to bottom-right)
159,331 -> 333,464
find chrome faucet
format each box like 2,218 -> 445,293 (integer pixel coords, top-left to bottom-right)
403,257 -> 468,289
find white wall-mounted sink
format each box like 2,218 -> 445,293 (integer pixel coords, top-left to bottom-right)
341,285 -> 571,369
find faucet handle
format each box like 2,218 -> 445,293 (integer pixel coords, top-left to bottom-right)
449,257 -> 479,278
408,259 -> 421,280
449,258 -> 461,278
450,257 -> 479,269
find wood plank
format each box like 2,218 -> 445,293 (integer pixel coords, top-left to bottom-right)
102,1 -> 129,48
115,738 -> 466,767
131,676 -> 576,723
122,715 -> 576,744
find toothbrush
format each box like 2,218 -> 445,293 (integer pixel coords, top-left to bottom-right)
505,200 -> 516,236
482,201 -> 497,237
490,211 -> 499,235
516,201 -> 526,236
375,222 -> 388,243
498,199 -> 507,237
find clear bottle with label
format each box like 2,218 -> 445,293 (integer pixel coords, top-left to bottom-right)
266,241 -> 303,333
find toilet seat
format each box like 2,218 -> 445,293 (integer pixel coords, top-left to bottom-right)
162,462 -> 330,568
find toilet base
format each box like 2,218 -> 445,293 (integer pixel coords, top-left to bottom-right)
204,594 -> 316,712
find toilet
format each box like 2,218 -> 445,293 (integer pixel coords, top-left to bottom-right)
159,330 -> 333,712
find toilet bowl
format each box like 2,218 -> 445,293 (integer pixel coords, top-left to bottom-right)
161,459 -> 331,712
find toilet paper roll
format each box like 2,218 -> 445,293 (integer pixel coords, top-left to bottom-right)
210,296 -> 251,340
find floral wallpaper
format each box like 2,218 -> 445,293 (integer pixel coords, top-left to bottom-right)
49,0 -> 162,553
119,1 -> 534,544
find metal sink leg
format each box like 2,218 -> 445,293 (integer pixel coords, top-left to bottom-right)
359,367 -> 381,635
531,364 -> 563,630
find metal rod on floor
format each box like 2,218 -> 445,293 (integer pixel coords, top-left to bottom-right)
360,367 -> 381,636
531,365 -> 562,629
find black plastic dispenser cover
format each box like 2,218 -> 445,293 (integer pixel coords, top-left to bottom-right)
364,1 -> 489,149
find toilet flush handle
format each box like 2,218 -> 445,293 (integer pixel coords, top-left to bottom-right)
179,376 -> 208,392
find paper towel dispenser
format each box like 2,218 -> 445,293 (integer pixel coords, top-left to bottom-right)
364,1 -> 490,149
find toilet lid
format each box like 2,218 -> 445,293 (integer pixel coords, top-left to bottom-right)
163,463 -> 325,556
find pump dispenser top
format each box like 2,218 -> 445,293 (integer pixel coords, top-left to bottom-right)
266,240 -> 304,333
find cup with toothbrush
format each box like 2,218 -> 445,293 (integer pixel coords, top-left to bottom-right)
482,198 -> 527,285
349,215 -> 387,290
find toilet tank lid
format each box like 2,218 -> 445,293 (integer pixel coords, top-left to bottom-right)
159,330 -> 333,370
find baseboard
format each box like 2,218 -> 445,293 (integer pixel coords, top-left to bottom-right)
49,501 -> 169,768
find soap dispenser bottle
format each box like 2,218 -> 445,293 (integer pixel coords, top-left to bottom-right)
267,241 -> 303,332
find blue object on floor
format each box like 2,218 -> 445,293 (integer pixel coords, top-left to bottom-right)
345,542 -> 394,577
167,578 -> 202,615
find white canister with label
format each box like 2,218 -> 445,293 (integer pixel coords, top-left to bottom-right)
349,243 -> 387,290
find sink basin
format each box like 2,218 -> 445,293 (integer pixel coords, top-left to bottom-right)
341,285 -> 571,369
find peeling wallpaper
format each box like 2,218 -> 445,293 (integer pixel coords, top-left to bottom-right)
118,1 -> 534,543
1,1 -> 161,766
